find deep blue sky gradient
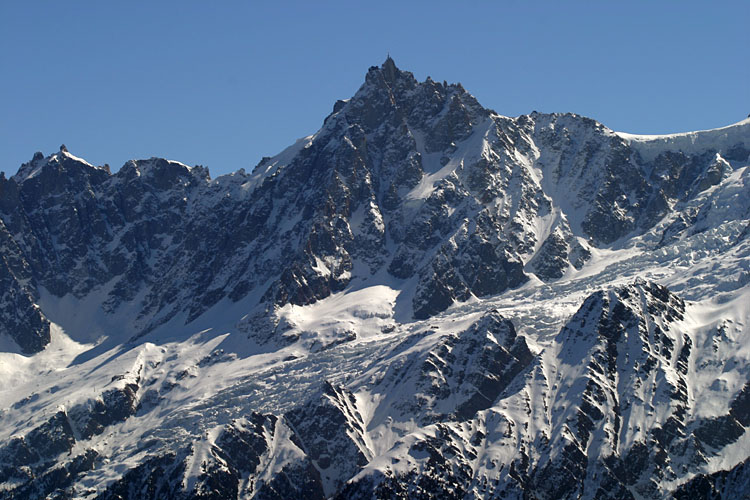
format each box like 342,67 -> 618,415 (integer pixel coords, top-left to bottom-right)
2,1 -> 748,177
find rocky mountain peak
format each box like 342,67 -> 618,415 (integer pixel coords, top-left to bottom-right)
119,158 -> 210,187
0,61 -> 745,349
0,60 -> 749,499
9,149 -> 111,201
365,56 -> 416,89
381,55 -> 399,85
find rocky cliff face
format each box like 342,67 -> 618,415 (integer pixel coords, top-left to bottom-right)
0,59 -> 749,499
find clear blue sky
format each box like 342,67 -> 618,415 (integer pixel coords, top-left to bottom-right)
2,1 -> 748,178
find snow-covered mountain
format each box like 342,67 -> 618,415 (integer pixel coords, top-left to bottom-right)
0,58 -> 748,499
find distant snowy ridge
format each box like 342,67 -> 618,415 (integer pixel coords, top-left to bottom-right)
616,117 -> 750,162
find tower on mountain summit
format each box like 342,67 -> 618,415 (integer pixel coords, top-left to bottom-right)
382,55 -> 398,84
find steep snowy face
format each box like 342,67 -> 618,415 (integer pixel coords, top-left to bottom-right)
251,58 -> 531,320
242,58 -> 748,322
340,280 -> 750,500
0,59 -> 749,499
534,281 -> 693,498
